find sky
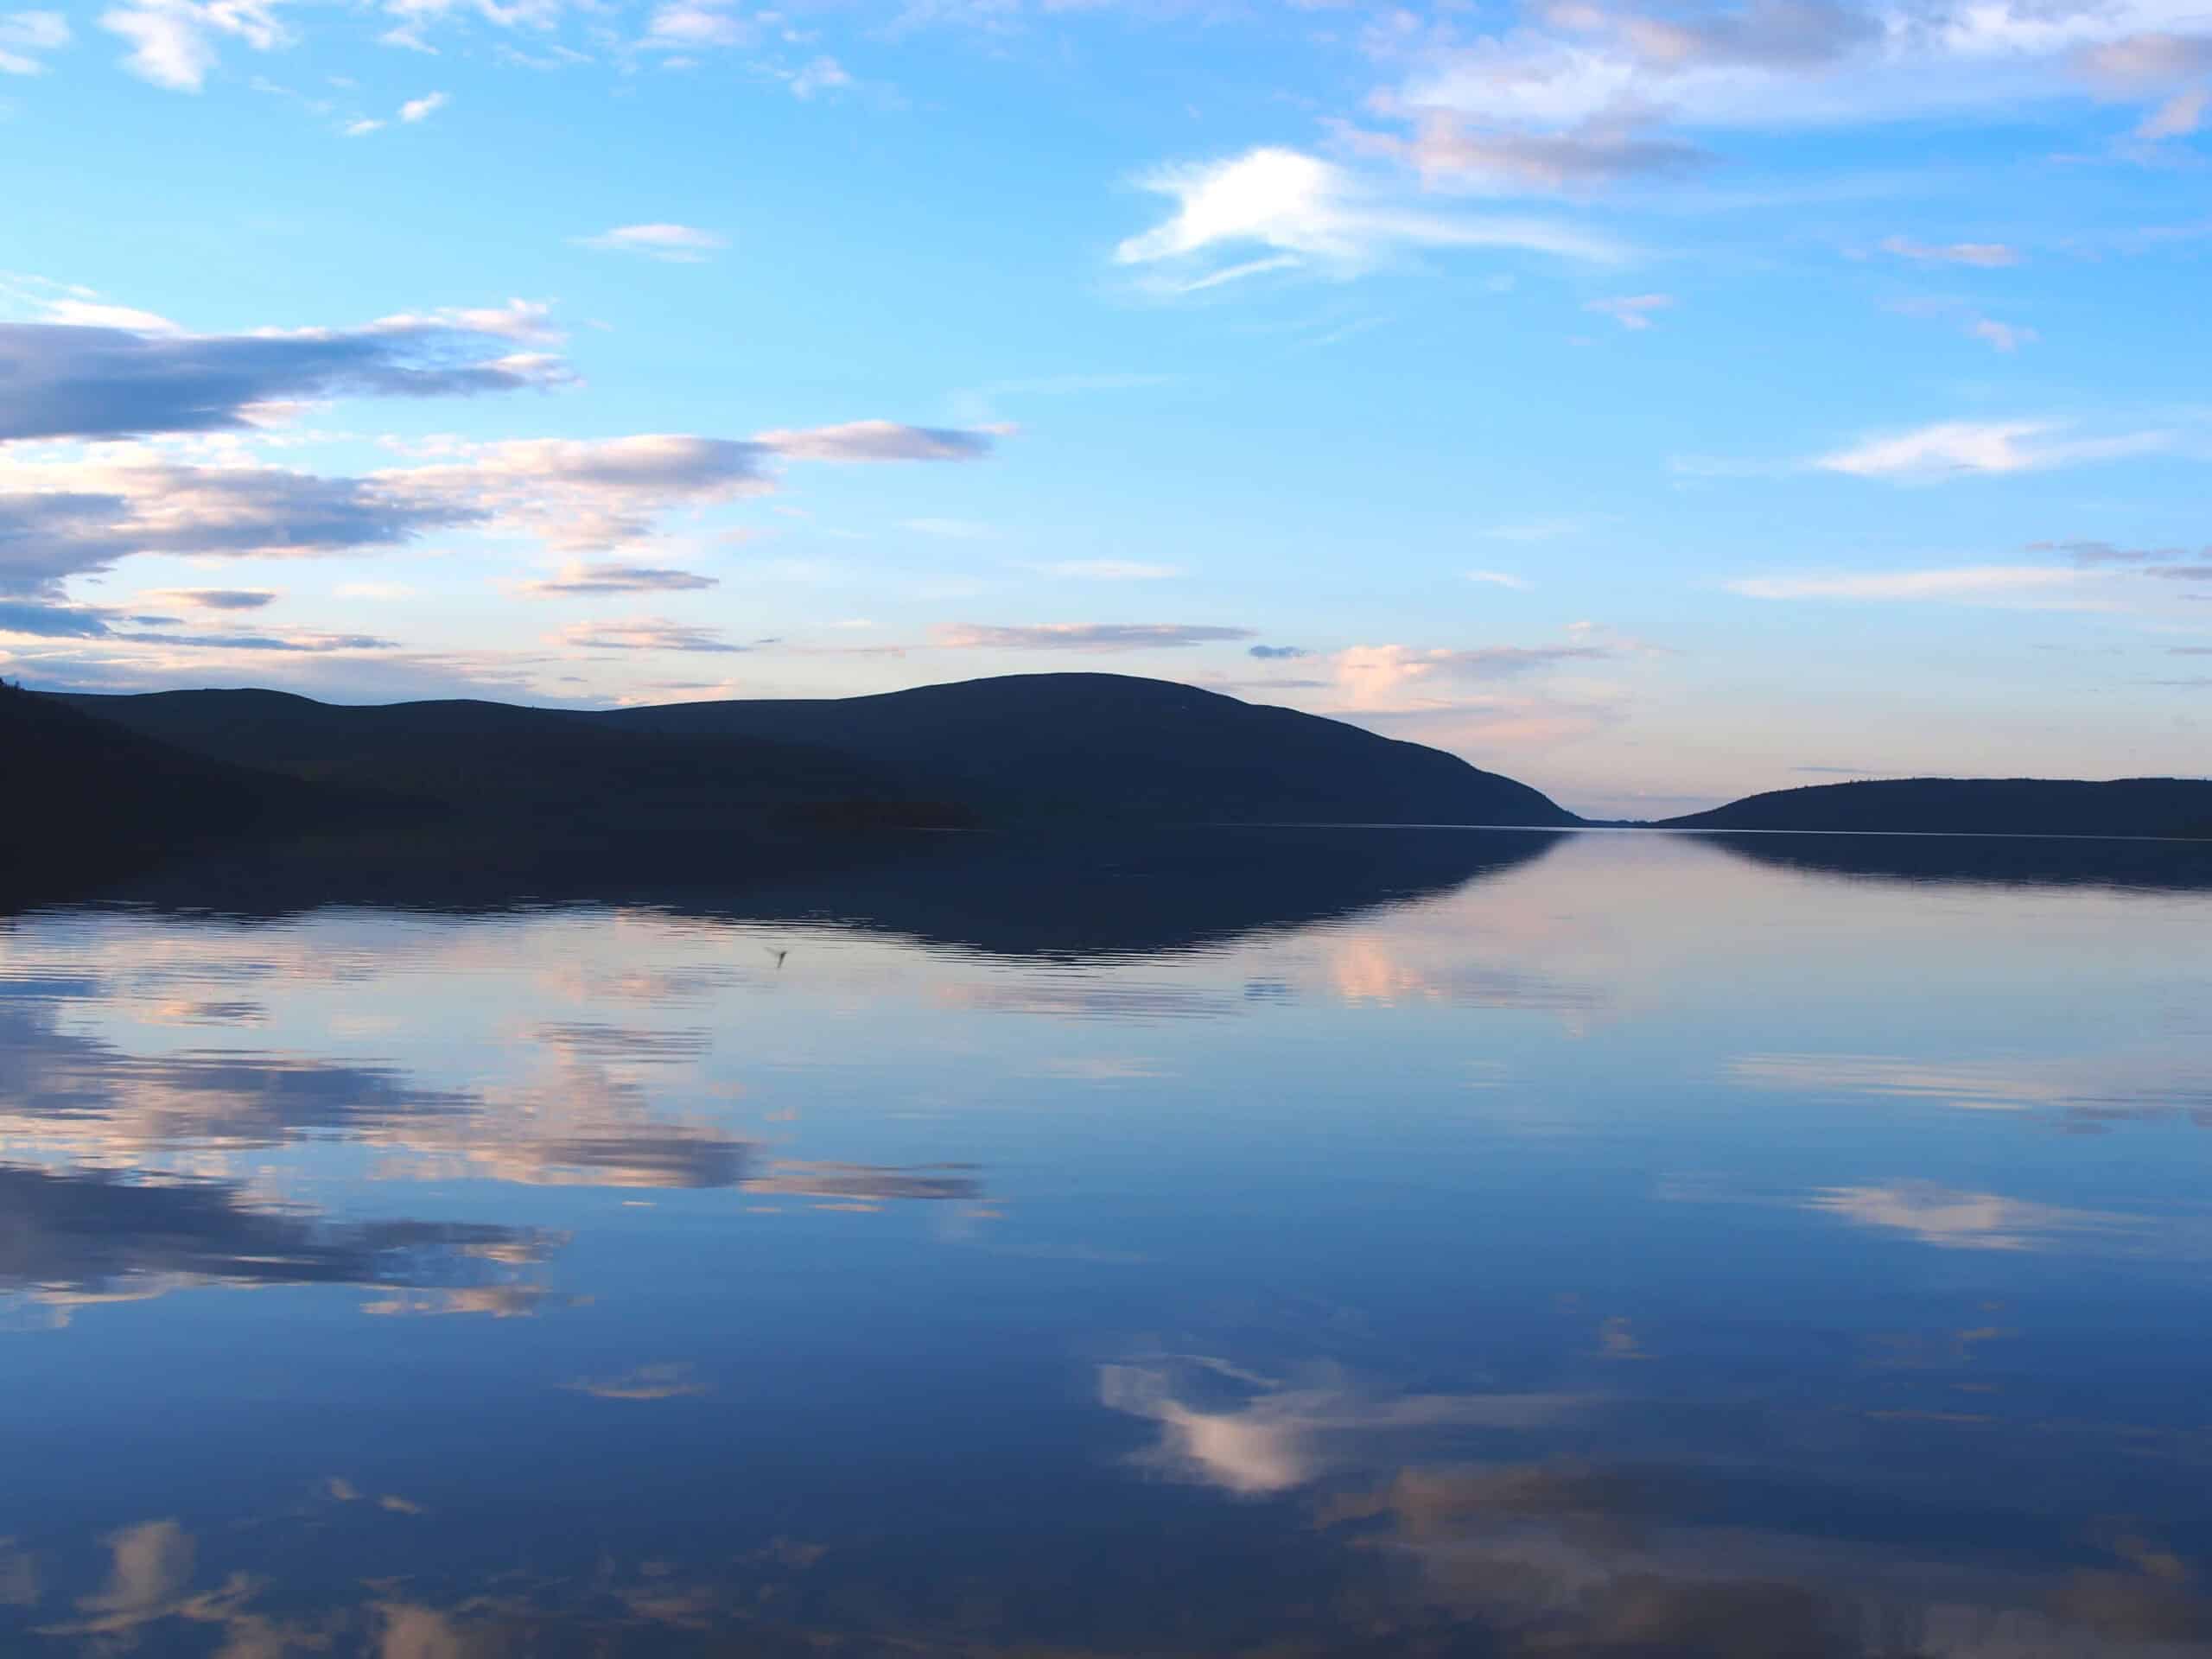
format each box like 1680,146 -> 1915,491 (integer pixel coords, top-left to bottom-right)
0,0 -> 2208,816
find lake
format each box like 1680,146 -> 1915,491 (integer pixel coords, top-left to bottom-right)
3,826 -> 2210,1656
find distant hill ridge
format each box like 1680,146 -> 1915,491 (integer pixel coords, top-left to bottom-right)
54,673 -> 1582,830
1662,776 -> 2212,840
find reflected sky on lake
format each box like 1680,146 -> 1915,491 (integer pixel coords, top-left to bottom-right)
3,828 -> 2211,1656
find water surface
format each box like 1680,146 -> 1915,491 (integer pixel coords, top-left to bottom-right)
3,828 -> 2209,1656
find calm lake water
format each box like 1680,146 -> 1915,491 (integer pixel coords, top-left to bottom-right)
3,827 -> 2211,1656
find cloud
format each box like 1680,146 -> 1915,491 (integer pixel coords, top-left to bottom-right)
366,298 -> 563,344
0,313 -> 569,442
399,88 -> 447,121
0,459 -> 483,590
1584,292 -> 1673,329
1032,560 -> 1181,580
786,54 -> 851,98
1879,234 -> 2022,267
518,562 -> 719,596
0,11 -> 70,76
1114,147 -> 1621,291
97,0 -> 287,92
2137,83 -> 2209,139
1467,570 -> 1531,589
935,622 -> 1255,651
1726,564 -> 2094,601
754,419 -> 995,461
1967,318 -> 2037,352
1249,644 -> 1311,659
551,617 -> 747,653
383,422 -> 990,553
1332,642 -> 1611,710
2033,538 -> 2212,571
138,588 -> 277,610
1814,419 -> 2171,480
1332,109 -> 1707,194
576,223 -> 728,263
642,0 -> 750,49
2074,30 -> 2212,90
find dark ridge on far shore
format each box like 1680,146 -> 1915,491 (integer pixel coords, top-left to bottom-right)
10,673 -> 1579,910
1661,776 -> 2212,841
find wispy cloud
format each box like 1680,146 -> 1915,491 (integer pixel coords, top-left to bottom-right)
1584,293 -> 1673,330
399,89 -> 448,122
1726,565 -> 2094,601
0,10 -> 69,75
1114,147 -> 1621,294
935,622 -> 1252,651
1814,419 -> 2172,480
1879,235 -> 2021,268
1332,642 -> 1611,711
138,588 -> 277,611
575,223 -> 728,263
518,563 -> 719,596
1467,570 -> 1531,590
551,617 -> 748,653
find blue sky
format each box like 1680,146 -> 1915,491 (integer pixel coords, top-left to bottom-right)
1,0 -> 2208,814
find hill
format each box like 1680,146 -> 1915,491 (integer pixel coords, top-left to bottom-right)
1662,777 -> 2212,839
0,683 -> 343,906
61,674 -> 1580,830
592,673 -> 1578,827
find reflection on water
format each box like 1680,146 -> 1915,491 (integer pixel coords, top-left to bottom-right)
3,828 -> 2211,1655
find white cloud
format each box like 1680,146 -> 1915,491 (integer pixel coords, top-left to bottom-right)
344,116 -> 385,135
1114,147 -> 1621,291
0,10 -> 69,75
1726,564 -> 2093,600
1467,570 -> 1531,589
787,54 -> 851,98
369,297 -> 561,343
99,0 -> 287,92
575,223 -> 728,263
1332,641 -> 1611,710
643,0 -> 748,49
1584,292 -> 1673,328
37,297 -> 181,332
1879,234 -> 2021,267
1968,317 -> 2037,352
1815,419 -> 2171,480
398,88 -> 448,121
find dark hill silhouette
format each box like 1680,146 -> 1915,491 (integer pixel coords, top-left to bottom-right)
1,683 -> 344,906
1662,777 -> 2212,839
593,673 -> 1579,826
50,687 -> 921,822
61,673 -> 1580,830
